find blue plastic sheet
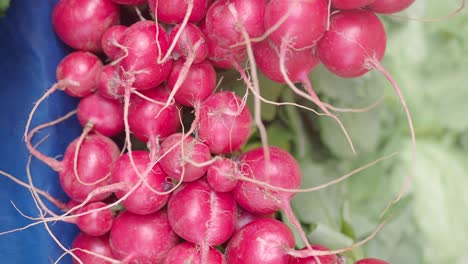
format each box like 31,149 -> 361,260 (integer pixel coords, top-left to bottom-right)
0,0 -> 81,262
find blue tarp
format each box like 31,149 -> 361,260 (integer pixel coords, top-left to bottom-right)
0,0 -> 80,262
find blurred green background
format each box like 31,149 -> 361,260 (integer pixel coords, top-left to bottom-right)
231,1 -> 468,263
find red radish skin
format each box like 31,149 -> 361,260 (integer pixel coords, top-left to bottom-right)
206,157 -> 239,192
355,258 -> 390,264
72,233 -> 115,264
264,0 -> 328,49
198,92 -> 252,154
52,0 -> 120,52
332,0 -> 376,10
169,23 -> 209,63
77,92 -> 124,137
206,36 -> 247,69
225,218 -> 294,264
111,151 -> 169,215
159,133 -> 212,182
205,0 -> 266,49
233,146 -> 301,214
109,210 -> 180,263
367,0 -> 415,14
117,20 -> 172,91
234,206 -> 275,233
75,202 -> 114,237
163,242 -> 226,264
101,25 -> 127,60
166,60 -> 216,107
317,10 -> 386,78
167,180 -> 236,259
97,64 -> 124,100
56,51 -> 103,97
253,39 -> 319,83
149,0 -> 211,24
290,245 -> 342,264
127,86 -> 181,143
59,134 -> 120,202
112,0 -> 146,4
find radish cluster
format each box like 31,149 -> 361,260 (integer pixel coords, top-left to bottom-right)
19,0 -> 418,263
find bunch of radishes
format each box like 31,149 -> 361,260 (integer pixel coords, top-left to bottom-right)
21,0 -> 419,263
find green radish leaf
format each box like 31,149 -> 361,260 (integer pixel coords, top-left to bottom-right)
0,0 -> 9,16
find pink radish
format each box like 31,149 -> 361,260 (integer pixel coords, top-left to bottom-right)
169,23 -> 209,63
264,0 -> 328,49
101,25 -> 127,60
197,91 -> 252,154
167,179 -> 236,262
148,0 -> 211,24
163,242 -> 226,264
317,10 -> 386,78
72,233 -> 115,264
77,92 -> 124,137
317,9 -> 415,221
75,202 -> 114,237
109,210 -> 179,263
117,20 -> 172,91
111,151 -> 169,215
253,39 -> 319,84
204,0 -> 266,49
234,206 -> 276,233
367,0 -> 415,14
159,133 -> 212,182
56,51 -> 103,98
96,64 -> 124,100
112,0 -> 146,4
52,0 -> 120,52
206,157 -> 239,192
127,86 -> 181,144
225,218 -> 294,264
166,59 -> 216,107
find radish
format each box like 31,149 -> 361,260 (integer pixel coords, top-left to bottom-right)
317,10 -> 386,78
355,258 -> 390,264
112,0 -> 146,4
111,151 -> 169,215
72,233 -> 115,264
206,157 -> 240,192
77,92 -> 124,137
332,0 -> 376,10
52,0 -> 120,52
109,210 -> 179,263
97,64 -> 124,100
168,23 -> 209,64
317,9 -> 416,208
100,25 -> 127,60
127,86 -> 181,146
204,0 -> 266,49
264,0 -> 328,49
290,244 -> 342,264
367,0 -> 415,14
232,146 -> 314,250
205,35 -> 247,69
253,39 -> 319,84
197,91 -> 252,154
117,20 -> 172,91
234,206 -> 276,233
74,202 -> 114,237
163,242 -> 226,264
167,179 -> 236,262
26,132 -> 120,203
159,133 -> 212,182
225,218 -> 294,264
56,51 -> 103,98
148,0 -> 211,24
166,59 -> 216,107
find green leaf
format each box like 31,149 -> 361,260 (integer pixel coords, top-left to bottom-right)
0,0 -> 10,16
